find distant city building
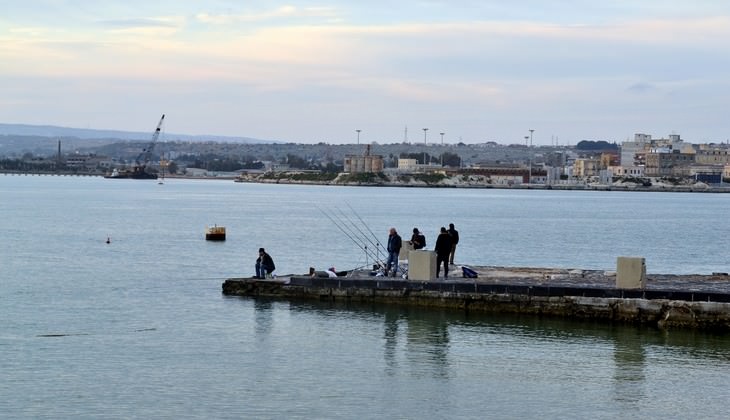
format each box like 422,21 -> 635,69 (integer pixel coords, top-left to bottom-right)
545,166 -> 563,185
64,153 -> 108,170
607,165 -> 645,177
573,158 -> 600,177
269,163 -> 291,172
599,169 -> 612,185
690,167 -> 724,184
397,158 -> 418,171
343,145 -> 384,174
600,152 -> 619,169
620,134 -> 651,166
544,151 -> 567,168
694,146 -> 730,166
645,149 -> 695,177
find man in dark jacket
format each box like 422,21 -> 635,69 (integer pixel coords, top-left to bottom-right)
410,227 -> 426,250
255,247 -> 275,279
434,227 -> 453,278
385,227 -> 402,277
448,223 -> 459,265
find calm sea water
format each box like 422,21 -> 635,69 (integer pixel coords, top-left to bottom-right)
2,175 -> 730,419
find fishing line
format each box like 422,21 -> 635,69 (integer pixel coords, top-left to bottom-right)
333,205 -> 384,262
317,205 -> 383,265
345,201 -> 387,256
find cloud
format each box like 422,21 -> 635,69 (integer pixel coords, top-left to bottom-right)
627,82 -> 658,94
4,6 -> 730,142
195,6 -> 341,25
98,17 -> 181,29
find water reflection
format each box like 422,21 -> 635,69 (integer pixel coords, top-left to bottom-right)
253,299 -> 274,337
403,308 -> 451,379
383,307 -> 400,375
247,297 -> 730,388
610,327 -> 647,407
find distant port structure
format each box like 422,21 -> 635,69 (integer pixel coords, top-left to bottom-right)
343,145 -> 384,174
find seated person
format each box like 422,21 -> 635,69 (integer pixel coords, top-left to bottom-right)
255,248 -> 275,278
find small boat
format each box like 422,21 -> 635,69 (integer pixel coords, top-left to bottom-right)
205,225 -> 226,241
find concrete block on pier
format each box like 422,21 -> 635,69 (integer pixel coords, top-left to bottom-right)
409,250 -> 436,281
400,240 -> 414,261
616,257 -> 646,289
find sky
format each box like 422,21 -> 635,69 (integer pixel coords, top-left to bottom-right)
2,1 -> 730,145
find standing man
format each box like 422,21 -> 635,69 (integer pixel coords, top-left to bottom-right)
255,247 -> 275,279
448,223 -> 459,265
385,227 -> 402,277
435,227 -> 453,278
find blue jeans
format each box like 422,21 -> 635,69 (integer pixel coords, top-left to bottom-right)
256,263 -> 273,278
386,251 -> 399,276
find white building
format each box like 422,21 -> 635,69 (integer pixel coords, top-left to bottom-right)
397,158 -> 418,171
620,133 -> 651,167
607,165 -> 645,177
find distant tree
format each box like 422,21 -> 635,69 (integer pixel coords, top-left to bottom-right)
167,161 -> 179,174
321,162 -> 343,173
441,152 -> 461,167
241,161 -> 264,170
284,153 -> 308,169
576,140 -> 618,151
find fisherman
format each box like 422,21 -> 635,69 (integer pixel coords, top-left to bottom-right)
434,227 -> 453,278
410,227 -> 426,250
255,248 -> 276,279
448,223 -> 459,265
385,227 -> 402,277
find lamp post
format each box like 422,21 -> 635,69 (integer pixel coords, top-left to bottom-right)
355,129 -> 361,145
528,129 -> 534,184
440,132 -> 445,166
422,128 -> 429,166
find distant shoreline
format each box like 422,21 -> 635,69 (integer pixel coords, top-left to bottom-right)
3,171 -> 730,193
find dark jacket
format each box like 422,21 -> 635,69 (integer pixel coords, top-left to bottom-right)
387,233 -> 402,253
410,233 -> 426,250
435,232 -> 453,256
448,227 -> 459,245
257,252 -> 275,271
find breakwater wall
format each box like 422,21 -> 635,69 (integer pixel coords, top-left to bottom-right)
222,273 -> 730,331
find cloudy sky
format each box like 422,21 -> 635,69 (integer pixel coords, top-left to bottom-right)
2,1 -> 729,144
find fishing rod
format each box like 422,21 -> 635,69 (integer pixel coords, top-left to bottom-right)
326,206 -> 370,254
317,205 -> 384,267
345,201 -> 387,259
333,205 -> 385,263
324,207 -> 385,268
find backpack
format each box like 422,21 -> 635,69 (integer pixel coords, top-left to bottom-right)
462,266 -> 478,278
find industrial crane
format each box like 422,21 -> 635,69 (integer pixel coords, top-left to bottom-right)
134,114 -> 165,170
104,113 -> 166,179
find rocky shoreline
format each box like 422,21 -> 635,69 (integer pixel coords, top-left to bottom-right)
234,175 -> 730,193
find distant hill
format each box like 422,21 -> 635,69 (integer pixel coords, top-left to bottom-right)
0,122 -> 272,144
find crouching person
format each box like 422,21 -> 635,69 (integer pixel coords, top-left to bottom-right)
255,248 -> 275,279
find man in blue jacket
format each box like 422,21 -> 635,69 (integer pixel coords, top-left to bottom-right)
385,227 -> 402,277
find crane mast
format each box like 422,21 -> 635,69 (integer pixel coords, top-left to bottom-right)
135,114 -> 165,168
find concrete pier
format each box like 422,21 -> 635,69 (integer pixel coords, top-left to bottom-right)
222,266 -> 730,331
